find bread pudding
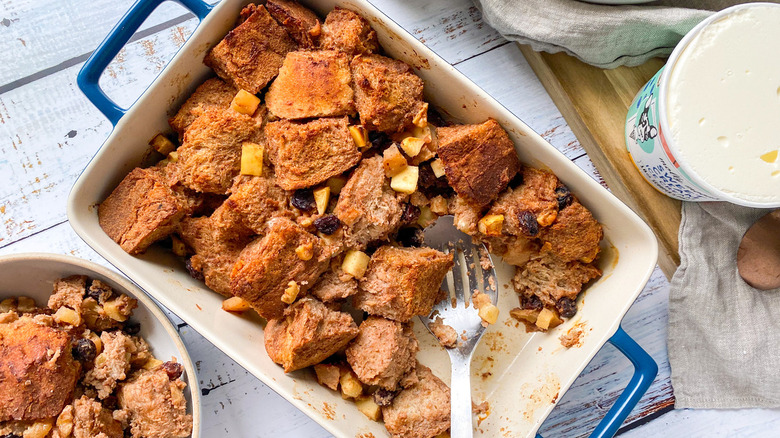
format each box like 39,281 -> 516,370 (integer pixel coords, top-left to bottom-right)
97,2 -> 604,436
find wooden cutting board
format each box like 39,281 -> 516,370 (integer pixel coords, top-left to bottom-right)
519,46 -> 680,279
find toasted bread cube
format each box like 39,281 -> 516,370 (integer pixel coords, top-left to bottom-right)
356,396 -> 382,421
314,363 -> 341,390
339,370 -> 364,399
382,365 -> 450,438
171,234 -> 187,256
478,214 -> 504,237
240,142 -> 265,176
230,89 -> 261,115
0,318 -> 80,421
266,50 -> 355,119
309,270 -> 359,303
325,176 -> 348,194
334,157 -> 405,249
204,5 -> 296,94
383,144 -> 408,177
430,158 -> 446,178
342,249 -> 370,279
264,297 -> 358,372
437,119 -> 521,207
265,117 -> 361,190
390,165 -> 419,195
319,8 -> 379,55
400,137 -> 425,157
540,200 -> 603,263
149,133 -> 176,155
356,246 -> 453,322
351,54 -> 427,133
176,108 -> 263,194
117,368 -> 192,438
266,0 -> 320,48
535,307 -> 563,330
313,187 -> 331,215
512,253 -> 601,309
231,218 -> 329,319
349,125 -> 369,148
169,78 -> 237,134
222,297 -> 251,313
487,167 -> 559,238
346,316 -> 418,390
98,167 -> 190,254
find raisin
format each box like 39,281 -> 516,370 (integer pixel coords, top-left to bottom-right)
368,131 -> 391,150
87,280 -> 114,303
162,361 -> 184,380
517,211 -> 539,237
185,258 -> 205,282
291,189 -> 316,212
521,295 -> 543,311
373,388 -> 397,407
508,171 -> 524,189
555,186 -> 573,210
556,297 -> 577,319
123,320 -> 141,336
314,215 -> 342,235
72,338 -> 97,362
396,227 -> 424,247
418,163 -> 454,198
401,203 -> 420,224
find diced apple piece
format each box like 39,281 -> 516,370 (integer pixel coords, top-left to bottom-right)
142,357 -> 164,370
509,308 -> 540,324
478,303 -> 499,325
53,306 -> 81,326
168,150 -> 179,163
417,205 -> 436,228
400,137 -> 425,157
16,296 -> 37,313
342,250 -> 370,279
356,396 -> 382,421
340,370 -> 363,399
349,125 -> 368,148
281,281 -> 300,304
326,176 -> 348,194
390,165 -> 419,195
0,298 -> 16,313
383,144 -> 408,177
430,158 -> 446,178
149,133 -> 176,155
430,195 -> 448,215
313,186 -> 331,215
230,89 -> 261,115
536,308 -> 563,330
314,364 -> 341,391
240,142 -> 264,176
222,297 -> 251,313
411,144 -> 436,164
478,214 -> 504,237
24,419 -> 53,438
103,298 -> 129,322
412,102 -> 428,128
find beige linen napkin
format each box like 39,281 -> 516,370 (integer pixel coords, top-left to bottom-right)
471,0 -> 778,68
668,202 -> 780,408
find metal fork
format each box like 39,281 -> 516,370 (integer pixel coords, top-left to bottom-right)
421,215 -> 498,438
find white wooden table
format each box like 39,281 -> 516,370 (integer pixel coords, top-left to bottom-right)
1,0 -> 778,436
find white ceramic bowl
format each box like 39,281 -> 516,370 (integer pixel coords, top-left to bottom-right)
68,0 -> 659,436
0,253 -> 201,437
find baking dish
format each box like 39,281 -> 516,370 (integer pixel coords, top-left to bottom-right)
0,253 -> 200,437
68,0 -> 659,436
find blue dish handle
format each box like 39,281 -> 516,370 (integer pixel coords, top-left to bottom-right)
77,0 -> 213,126
538,326 -> 658,438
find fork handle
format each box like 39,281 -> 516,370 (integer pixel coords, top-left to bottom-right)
450,356 -> 474,438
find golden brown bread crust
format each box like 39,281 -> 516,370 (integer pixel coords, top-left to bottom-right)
345,316 -> 418,390
266,0 -> 320,48
174,108 -> 263,194
118,367 -> 193,438
351,54 -> 426,133
0,318 -> 80,422
309,269 -> 358,303
355,246 -> 453,322
204,4 -> 297,94
266,50 -> 355,120
488,167 -> 559,235
540,200 -> 603,263
48,275 -> 87,315
265,117 -> 361,190
264,297 -> 358,372
98,167 -> 189,254
382,364 -> 450,438
210,173 -> 297,239
72,396 -> 124,438
168,78 -> 237,135
178,216 -> 248,297
512,253 -> 601,307
319,8 -> 378,55
437,119 -> 521,208
230,218 -> 329,319
334,156 -> 406,249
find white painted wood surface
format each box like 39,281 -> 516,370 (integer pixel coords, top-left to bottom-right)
1,0 -> 778,436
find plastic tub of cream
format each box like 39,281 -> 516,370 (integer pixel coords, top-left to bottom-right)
626,3 -> 780,207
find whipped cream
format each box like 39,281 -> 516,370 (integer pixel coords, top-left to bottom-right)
666,5 -> 780,204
